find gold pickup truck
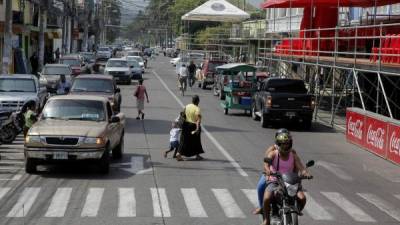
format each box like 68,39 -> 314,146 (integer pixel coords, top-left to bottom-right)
24,95 -> 125,174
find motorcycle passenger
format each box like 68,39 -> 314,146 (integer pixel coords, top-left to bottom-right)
258,129 -> 312,225
23,100 -> 37,138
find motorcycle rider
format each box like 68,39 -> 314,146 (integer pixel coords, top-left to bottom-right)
23,100 -> 37,138
256,129 -> 312,225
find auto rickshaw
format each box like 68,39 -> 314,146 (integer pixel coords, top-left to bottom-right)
216,63 -> 257,115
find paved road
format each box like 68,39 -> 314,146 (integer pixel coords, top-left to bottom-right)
0,56 -> 400,225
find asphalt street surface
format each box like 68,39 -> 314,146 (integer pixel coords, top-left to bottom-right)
0,55 -> 400,225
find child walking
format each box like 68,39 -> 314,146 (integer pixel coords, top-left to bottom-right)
163,122 -> 181,158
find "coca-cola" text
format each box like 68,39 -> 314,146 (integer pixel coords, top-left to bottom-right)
390,131 -> 400,156
367,125 -> 385,149
348,117 -> 363,140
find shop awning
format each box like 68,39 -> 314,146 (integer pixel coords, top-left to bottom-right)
182,0 -> 250,22
262,0 -> 400,8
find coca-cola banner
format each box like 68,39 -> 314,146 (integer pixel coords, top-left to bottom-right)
387,123 -> 400,164
346,109 -> 366,146
364,115 -> 388,158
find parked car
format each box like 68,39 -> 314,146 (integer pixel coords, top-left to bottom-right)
126,58 -> 143,80
0,74 -> 47,111
104,58 -> 132,85
39,64 -> 73,94
97,46 -> 112,59
24,95 -> 125,174
252,78 -> 315,129
198,59 -> 226,89
60,55 -> 89,76
70,75 -> 122,112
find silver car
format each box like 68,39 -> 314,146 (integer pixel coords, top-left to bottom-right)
0,74 -> 48,111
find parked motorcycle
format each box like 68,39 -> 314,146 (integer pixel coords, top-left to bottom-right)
263,160 -> 315,225
0,110 -> 18,144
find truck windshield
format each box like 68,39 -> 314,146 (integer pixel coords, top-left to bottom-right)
42,100 -> 106,121
107,60 -> 128,67
0,78 -> 36,92
267,80 -> 307,94
71,79 -> 113,93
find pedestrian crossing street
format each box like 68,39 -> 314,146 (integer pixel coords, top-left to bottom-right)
0,186 -> 399,223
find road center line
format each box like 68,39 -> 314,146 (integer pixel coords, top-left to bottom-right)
152,70 -> 248,177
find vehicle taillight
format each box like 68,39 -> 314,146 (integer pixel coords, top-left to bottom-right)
266,96 -> 272,108
311,97 -> 316,109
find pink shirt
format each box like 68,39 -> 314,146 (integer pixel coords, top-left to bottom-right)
268,150 -> 295,181
136,85 -> 147,100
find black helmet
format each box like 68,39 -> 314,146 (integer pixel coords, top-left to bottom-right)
275,128 -> 292,152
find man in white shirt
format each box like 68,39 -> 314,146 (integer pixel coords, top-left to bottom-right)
179,64 -> 188,91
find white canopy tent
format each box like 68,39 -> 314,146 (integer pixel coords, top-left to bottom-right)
181,0 -> 250,22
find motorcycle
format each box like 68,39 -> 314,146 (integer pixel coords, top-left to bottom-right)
0,110 -> 18,144
264,160 -> 315,225
12,110 -> 24,134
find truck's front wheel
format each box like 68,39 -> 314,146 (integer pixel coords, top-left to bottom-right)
25,158 -> 37,174
113,135 -> 124,159
261,114 -> 268,128
303,119 -> 312,130
99,148 -> 110,174
252,103 -> 260,121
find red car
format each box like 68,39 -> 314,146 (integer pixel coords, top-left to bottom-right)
198,59 -> 226,89
60,55 -> 87,76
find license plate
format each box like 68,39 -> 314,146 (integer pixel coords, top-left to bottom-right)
286,112 -> 296,117
53,152 -> 68,160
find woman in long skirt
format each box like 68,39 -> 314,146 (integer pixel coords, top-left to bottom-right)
176,95 -> 204,161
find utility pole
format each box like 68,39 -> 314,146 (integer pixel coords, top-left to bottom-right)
71,0 -> 78,53
39,0 -> 49,71
2,0 -> 13,74
82,0 -> 90,52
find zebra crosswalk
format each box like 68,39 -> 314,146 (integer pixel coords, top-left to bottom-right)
0,186 -> 399,223
0,135 -> 24,181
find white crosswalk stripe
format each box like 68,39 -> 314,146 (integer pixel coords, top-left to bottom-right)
7,187 -> 41,217
0,188 -> 11,201
45,188 -> 72,217
118,188 -> 136,217
358,193 -> 400,222
1,186 -> 399,222
241,189 -> 258,208
321,192 -> 376,222
212,188 -> 246,218
151,188 -> 171,217
181,188 -> 208,218
304,193 -> 334,221
81,188 -> 104,217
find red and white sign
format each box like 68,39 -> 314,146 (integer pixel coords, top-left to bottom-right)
346,108 -> 400,166
364,115 -> 387,157
387,123 -> 400,164
346,110 -> 365,146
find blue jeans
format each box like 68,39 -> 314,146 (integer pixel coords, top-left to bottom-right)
257,174 -> 267,208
